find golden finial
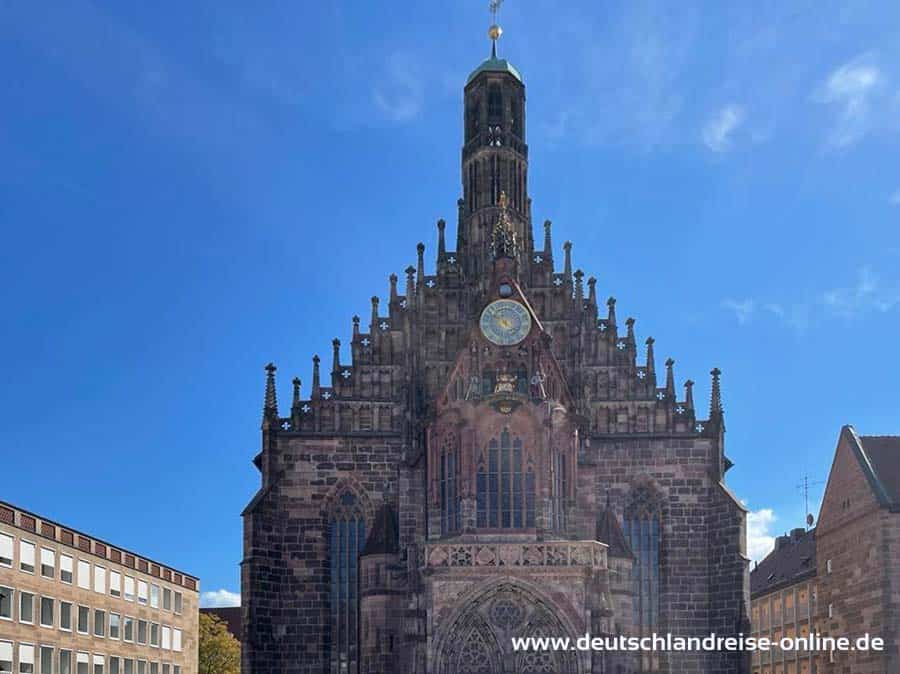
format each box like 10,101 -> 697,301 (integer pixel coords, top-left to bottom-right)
489,0 -> 504,55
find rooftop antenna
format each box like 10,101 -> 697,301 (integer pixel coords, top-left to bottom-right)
488,0 -> 504,58
797,475 -> 824,530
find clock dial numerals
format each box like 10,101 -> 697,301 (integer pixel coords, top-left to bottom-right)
480,300 -> 532,346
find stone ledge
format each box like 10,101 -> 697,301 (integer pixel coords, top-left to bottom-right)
422,540 -> 607,571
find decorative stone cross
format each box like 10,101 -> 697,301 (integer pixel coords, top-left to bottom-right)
301,404 -> 311,413
447,256 -> 456,264
322,391 -> 332,400
361,337 -> 371,347
656,391 -> 666,400
533,255 -> 543,264
281,421 -> 291,430
341,370 -> 351,380
676,405 -> 685,414
553,277 -> 563,286
426,279 -> 436,288
379,321 -> 389,331
637,371 -> 646,379
616,341 -> 627,351
695,423 -> 705,433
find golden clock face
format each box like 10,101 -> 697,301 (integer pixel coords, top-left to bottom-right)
480,300 -> 532,346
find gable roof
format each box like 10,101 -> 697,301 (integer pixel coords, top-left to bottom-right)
750,527 -> 816,599
595,505 -> 633,559
860,435 -> 900,507
841,426 -> 900,511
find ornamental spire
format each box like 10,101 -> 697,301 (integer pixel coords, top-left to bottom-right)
416,243 -> 425,286
312,355 -> 321,398
574,270 -> 584,305
606,297 -> 617,330
543,220 -> 553,258
685,379 -> 695,412
292,377 -> 302,410
626,317 -> 636,347
646,337 -> 656,378
437,219 -> 446,258
490,192 -> 518,260
332,338 -> 341,374
389,273 -> 398,302
263,362 -> 278,423
370,296 -> 379,333
665,358 -> 676,398
710,368 -> 723,416
405,265 -> 416,299
563,241 -> 573,283
488,0 -> 504,58
587,276 -> 597,309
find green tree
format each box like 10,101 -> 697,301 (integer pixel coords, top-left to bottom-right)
198,612 -> 241,674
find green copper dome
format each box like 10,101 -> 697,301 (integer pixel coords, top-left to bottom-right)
466,56 -> 523,85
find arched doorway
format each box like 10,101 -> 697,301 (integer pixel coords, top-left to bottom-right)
436,584 -> 579,674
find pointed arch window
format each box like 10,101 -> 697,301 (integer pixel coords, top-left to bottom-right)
440,434 -> 461,534
329,492 -> 366,674
624,487 -> 661,671
488,84 -> 503,120
552,450 -> 568,531
476,428 -> 535,529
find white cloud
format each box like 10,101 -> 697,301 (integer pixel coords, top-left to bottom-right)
702,104 -> 746,152
721,298 -> 755,324
746,508 -> 777,563
372,52 -> 424,123
200,589 -> 240,608
816,54 -> 883,148
822,266 -> 900,317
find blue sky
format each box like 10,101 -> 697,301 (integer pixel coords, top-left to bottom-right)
1,0 -> 899,606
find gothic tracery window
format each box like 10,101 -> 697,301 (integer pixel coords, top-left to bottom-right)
624,486 -> 662,671
329,492 -> 366,674
551,450 -> 568,531
476,428 -> 535,529
440,434 -> 461,534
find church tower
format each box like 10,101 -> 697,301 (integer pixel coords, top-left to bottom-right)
458,22 -> 532,286
241,8 -> 751,674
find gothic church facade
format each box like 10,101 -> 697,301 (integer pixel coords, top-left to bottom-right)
242,33 -> 750,674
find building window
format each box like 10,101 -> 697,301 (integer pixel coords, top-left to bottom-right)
60,555 -> 73,584
109,572 -> 121,598
39,549 -> 55,579
162,589 -> 171,611
0,535 -> 12,568
0,587 -> 11,620
172,629 -> 182,653
488,84 -> 502,119
138,620 -> 148,645
77,561 -> 90,590
20,592 -> 34,624
60,601 -> 72,631
123,617 -> 134,642
123,661 -> 133,674
20,541 -> 35,574
77,606 -> 89,634
110,613 -> 121,640
552,449 -> 568,531
137,581 -> 148,606
137,662 -> 146,674
40,597 -> 54,627
172,593 -> 182,615
109,658 -> 119,674
149,665 -> 157,674
76,653 -> 89,674
94,609 -> 106,637
94,566 -> 106,594
161,626 -> 171,650
625,486 -> 662,672
329,491 -> 366,674
124,576 -> 135,602
0,641 -> 11,674
150,585 -> 159,609
39,647 -> 52,674
476,428 -> 535,529
440,434 -> 461,534
150,623 -> 159,648
92,655 -> 104,674
18,644 -> 34,674
59,650 -> 71,674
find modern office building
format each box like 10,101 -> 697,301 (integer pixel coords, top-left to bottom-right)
0,501 -> 198,674
750,527 -> 819,674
